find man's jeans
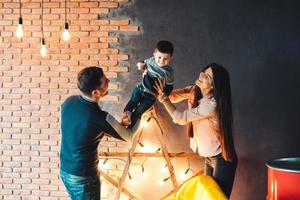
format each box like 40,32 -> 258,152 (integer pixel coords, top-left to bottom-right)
60,170 -> 101,200
204,154 -> 237,198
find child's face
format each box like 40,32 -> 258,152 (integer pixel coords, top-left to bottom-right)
153,50 -> 172,67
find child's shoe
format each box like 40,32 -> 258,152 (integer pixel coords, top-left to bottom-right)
121,111 -> 131,126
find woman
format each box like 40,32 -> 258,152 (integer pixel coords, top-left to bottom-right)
154,63 -> 237,198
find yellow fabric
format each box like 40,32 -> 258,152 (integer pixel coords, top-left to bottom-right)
164,175 -> 228,200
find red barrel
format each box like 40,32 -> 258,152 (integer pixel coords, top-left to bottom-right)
266,157 -> 300,200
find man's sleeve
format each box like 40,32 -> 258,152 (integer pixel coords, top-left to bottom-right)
102,113 -> 141,142
101,113 -> 125,141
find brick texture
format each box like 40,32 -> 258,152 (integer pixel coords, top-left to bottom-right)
0,0 -> 138,199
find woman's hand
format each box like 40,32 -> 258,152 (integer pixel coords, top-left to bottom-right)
154,79 -> 176,114
154,79 -> 167,102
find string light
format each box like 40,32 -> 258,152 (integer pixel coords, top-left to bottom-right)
99,157 -> 108,169
180,168 -> 190,181
138,141 -> 144,148
99,113 -> 198,197
40,0 -> 47,57
128,172 -> 135,185
158,179 -> 164,186
161,152 -> 184,173
180,158 -> 195,181
15,0 -> 23,38
138,118 -> 160,153
61,0 -> 71,41
140,165 -> 147,179
98,156 -> 129,169
103,158 -> 108,165
158,176 -> 170,186
141,117 -> 151,128
139,147 -> 161,180
161,163 -> 168,173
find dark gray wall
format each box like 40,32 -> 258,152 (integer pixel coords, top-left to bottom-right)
105,0 -> 300,199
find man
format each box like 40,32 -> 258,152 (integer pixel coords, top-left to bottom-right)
60,67 -> 140,200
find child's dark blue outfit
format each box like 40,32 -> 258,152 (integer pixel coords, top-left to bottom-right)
124,56 -> 174,128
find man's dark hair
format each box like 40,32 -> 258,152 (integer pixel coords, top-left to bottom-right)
156,40 -> 174,56
77,67 -> 104,96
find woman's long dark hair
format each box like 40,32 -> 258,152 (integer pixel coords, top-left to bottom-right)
203,63 -> 237,161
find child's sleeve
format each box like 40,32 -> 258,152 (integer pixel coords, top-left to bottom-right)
163,84 -> 174,96
163,67 -> 174,96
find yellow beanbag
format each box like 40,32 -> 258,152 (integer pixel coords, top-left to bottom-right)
164,175 -> 228,200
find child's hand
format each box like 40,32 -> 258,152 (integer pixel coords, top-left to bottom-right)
137,62 -> 146,70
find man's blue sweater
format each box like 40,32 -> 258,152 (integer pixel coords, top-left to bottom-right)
60,95 -> 123,176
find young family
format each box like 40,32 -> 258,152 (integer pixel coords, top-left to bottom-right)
60,41 -> 237,200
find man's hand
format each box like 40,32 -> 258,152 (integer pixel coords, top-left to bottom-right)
137,62 -> 146,70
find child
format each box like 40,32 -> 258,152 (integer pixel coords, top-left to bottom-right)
121,40 -> 175,128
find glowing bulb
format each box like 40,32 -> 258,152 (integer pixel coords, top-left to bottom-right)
142,144 -> 158,153
128,173 -> 135,185
158,179 -> 164,186
62,29 -> 71,41
161,164 -> 168,173
180,173 -> 187,181
141,165 -> 147,179
141,172 -> 147,179
141,120 -> 148,128
98,158 -> 108,169
120,194 -> 130,200
180,168 -> 190,181
62,22 -> 71,42
129,178 -> 135,185
15,17 -> 24,38
40,38 -> 47,57
101,181 -> 108,196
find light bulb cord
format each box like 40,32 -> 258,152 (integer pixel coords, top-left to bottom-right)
41,0 -> 44,38
64,0 -> 67,24
19,0 -> 22,17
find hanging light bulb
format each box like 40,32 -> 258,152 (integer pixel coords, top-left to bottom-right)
62,22 -> 71,42
40,38 -> 47,57
62,0 -> 70,42
15,17 -> 24,38
40,0 -> 47,57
